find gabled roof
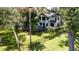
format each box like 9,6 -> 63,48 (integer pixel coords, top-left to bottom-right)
44,12 -> 56,17
35,12 -> 60,20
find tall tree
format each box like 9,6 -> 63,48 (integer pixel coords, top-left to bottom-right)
59,7 -> 79,51
0,8 -> 21,51
29,8 -> 32,50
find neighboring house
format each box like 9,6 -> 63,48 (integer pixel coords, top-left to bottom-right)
35,12 -> 61,31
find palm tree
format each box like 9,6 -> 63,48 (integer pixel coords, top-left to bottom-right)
29,8 -> 32,50
17,7 -> 45,50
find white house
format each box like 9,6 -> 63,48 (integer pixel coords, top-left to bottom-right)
37,12 -> 61,29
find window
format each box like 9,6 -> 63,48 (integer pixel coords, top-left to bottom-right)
50,23 -> 54,27
47,17 -> 49,20
39,16 -> 41,20
46,23 -> 48,26
40,22 -> 42,25
42,17 -> 45,20
43,23 -> 45,28
55,17 -> 57,21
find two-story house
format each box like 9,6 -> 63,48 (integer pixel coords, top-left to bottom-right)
36,12 -> 61,31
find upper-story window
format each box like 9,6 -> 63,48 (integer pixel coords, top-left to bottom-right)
47,17 -> 49,20
42,17 -> 45,20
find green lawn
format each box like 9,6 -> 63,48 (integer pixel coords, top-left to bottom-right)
31,32 -> 68,51
43,33 -> 68,51
0,30 -> 68,51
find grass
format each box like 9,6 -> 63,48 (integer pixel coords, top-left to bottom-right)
0,29 -> 68,51
43,33 -> 68,51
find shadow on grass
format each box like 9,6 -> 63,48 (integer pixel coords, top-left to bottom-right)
28,41 -> 45,51
35,32 -> 43,36
43,27 -> 67,40
58,40 -> 68,48
31,29 -> 48,36
29,27 -> 65,41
